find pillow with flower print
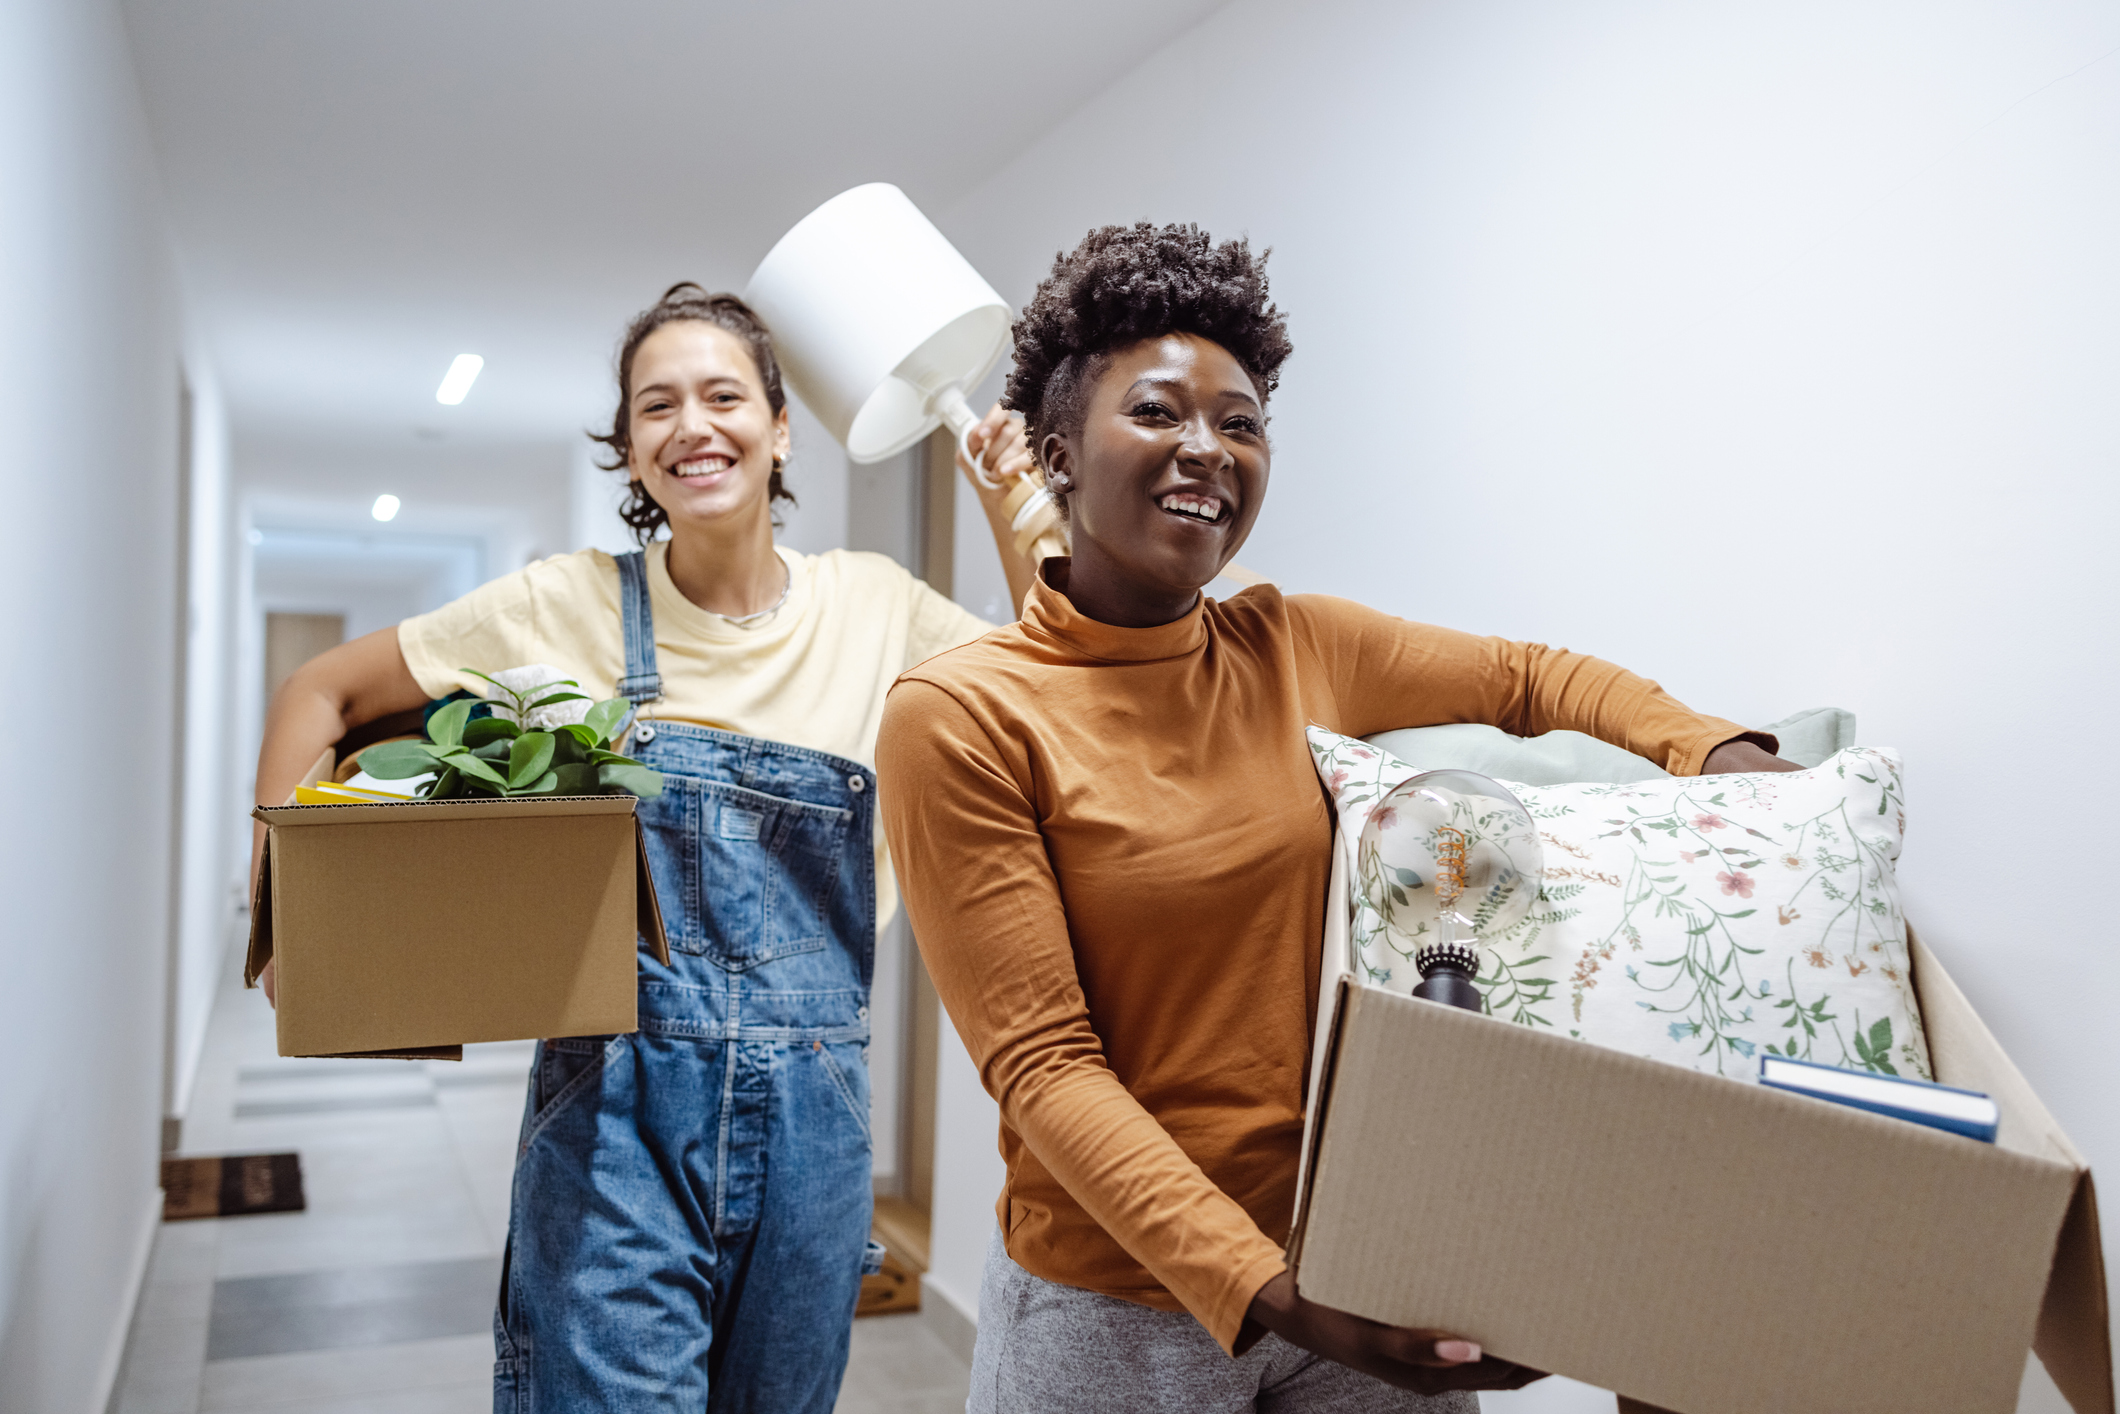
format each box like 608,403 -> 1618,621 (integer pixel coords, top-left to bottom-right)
1306,727 -> 1931,1082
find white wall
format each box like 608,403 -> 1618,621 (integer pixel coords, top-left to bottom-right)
169,360 -> 237,1133
777,394 -> 852,558
928,0 -> 2120,1400
239,436 -> 573,573
0,0 -> 193,1408
230,434 -> 574,828
569,439 -> 638,557
948,370 -> 1017,628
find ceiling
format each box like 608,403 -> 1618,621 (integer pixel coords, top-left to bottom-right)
124,0 -> 1229,454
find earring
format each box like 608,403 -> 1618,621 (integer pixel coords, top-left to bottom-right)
772,457 -> 784,472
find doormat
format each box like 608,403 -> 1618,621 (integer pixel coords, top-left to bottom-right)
161,1153 -> 306,1221
856,1247 -> 919,1317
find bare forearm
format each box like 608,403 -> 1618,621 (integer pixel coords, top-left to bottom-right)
980,495 -> 1039,618
958,403 -> 1044,620
250,627 -> 428,882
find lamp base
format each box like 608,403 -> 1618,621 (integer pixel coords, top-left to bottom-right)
1001,474 -> 1070,563
1412,961 -> 1485,1014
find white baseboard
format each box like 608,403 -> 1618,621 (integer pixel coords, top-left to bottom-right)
918,1273 -> 979,1367
92,1186 -> 163,1414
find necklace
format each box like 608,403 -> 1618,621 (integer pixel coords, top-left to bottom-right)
719,558 -> 792,629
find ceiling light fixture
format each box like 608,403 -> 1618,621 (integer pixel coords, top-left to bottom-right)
372,494 -> 401,522
434,354 -> 484,405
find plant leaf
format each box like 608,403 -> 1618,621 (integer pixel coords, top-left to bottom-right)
524,690 -> 590,712
597,761 -> 663,799
583,698 -> 630,745
550,763 -> 599,795
428,698 -> 475,748
560,723 -> 600,749
450,753 -> 509,788
359,740 -> 442,779
422,764 -> 461,799
462,718 -> 521,748
508,732 -> 556,788
549,732 -> 587,766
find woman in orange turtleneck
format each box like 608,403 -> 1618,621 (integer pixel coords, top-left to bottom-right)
876,224 -> 1797,1413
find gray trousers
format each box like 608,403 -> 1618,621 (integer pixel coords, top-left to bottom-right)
967,1231 -> 1480,1414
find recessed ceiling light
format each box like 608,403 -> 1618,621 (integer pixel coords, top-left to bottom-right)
435,354 -> 484,405
372,494 -> 401,522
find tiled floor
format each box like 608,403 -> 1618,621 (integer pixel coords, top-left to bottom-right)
107,934 -> 970,1414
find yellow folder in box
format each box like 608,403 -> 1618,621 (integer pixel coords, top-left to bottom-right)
294,780 -> 414,806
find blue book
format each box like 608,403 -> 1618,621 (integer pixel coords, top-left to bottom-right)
1758,1054 -> 2000,1143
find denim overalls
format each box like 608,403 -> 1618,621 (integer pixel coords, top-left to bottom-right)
495,550 -> 881,1412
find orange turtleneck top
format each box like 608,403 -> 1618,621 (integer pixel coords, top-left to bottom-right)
875,565 -> 1755,1353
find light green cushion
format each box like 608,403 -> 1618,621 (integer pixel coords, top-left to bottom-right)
1363,707 -> 1855,786
1759,707 -> 1858,768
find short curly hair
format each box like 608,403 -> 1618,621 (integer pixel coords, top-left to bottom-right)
589,283 -> 796,545
1004,223 -> 1293,454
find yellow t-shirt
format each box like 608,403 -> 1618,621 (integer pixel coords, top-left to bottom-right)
396,540 -> 993,925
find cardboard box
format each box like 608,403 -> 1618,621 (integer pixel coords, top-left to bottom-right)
247,794 -> 669,1059
1291,853 -> 2110,1414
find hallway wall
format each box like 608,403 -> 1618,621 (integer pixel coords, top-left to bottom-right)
171,364 -> 237,1143
927,0 -> 2120,1391
0,0 -> 202,1407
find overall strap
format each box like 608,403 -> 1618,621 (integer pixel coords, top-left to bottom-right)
614,549 -> 663,708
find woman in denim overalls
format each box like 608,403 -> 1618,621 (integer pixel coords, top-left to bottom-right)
493,548 -> 882,1410
250,284 -> 1034,1412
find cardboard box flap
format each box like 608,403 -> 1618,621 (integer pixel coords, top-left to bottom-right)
1915,929 -> 2083,1168
635,816 -> 669,966
1914,933 -> 2116,1414
244,829 -> 276,987
1287,973 -> 1357,1273
253,792 -> 643,828
1293,837 -> 1357,1223
2042,1171 -> 2114,1414
243,749 -> 333,985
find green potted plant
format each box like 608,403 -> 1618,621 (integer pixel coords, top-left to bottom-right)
358,669 -> 661,799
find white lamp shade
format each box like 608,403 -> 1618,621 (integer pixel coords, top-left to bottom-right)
745,183 -> 1010,464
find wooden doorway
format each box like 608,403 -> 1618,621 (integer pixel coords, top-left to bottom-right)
860,430 -> 958,1311
264,612 -> 346,712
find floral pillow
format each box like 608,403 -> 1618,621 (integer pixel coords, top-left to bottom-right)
1307,727 -> 1931,1081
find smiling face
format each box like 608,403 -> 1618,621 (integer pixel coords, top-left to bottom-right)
1041,333 -> 1269,626
625,320 -> 790,535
